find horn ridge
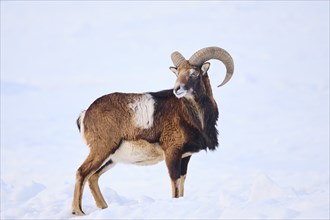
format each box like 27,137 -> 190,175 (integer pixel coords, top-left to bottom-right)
189,46 -> 234,87
171,51 -> 186,67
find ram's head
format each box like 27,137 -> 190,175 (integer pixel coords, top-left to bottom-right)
170,47 -> 234,99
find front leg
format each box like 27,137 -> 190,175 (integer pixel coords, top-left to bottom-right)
179,155 -> 191,197
164,148 -> 182,198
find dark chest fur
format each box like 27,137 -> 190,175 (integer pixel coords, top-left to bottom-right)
151,89 -> 219,152
181,95 -> 219,152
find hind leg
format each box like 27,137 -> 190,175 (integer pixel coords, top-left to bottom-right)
72,150 -> 112,215
88,159 -> 116,209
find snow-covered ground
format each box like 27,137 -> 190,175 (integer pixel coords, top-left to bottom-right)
1,1 -> 329,219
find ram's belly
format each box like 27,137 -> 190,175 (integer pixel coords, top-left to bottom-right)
111,140 -> 164,166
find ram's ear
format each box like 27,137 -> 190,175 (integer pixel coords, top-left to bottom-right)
169,66 -> 178,76
201,62 -> 210,75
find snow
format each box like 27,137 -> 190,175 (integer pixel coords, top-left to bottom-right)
1,1 -> 329,219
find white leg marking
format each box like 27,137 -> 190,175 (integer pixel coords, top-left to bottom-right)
179,175 -> 187,197
182,152 -> 193,158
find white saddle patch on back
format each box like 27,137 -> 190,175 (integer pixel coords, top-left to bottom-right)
111,140 -> 164,166
129,94 -> 155,129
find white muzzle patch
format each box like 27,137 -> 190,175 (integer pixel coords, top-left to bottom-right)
174,85 -> 187,98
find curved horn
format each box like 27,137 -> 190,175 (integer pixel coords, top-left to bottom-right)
189,46 -> 234,87
171,51 -> 187,67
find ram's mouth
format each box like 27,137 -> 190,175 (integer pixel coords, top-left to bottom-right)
174,90 -> 187,98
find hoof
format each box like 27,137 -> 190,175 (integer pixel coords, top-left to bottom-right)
96,203 -> 108,209
100,204 -> 108,209
72,208 -> 85,216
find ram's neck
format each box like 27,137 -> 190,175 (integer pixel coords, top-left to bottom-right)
179,93 -> 218,150
182,98 -> 204,130
202,73 -> 218,112
182,92 -> 218,130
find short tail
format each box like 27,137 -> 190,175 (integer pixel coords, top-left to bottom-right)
76,111 -> 86,132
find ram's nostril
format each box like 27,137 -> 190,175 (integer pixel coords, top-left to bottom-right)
174,85 -> 186,94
